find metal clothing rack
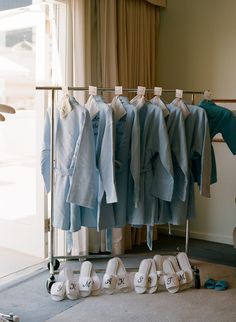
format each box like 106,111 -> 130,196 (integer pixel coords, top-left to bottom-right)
36,86 -> 204,290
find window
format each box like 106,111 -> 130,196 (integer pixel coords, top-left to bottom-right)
0,0 -> 32,11
0,0 -> 67,281
0,0 -> 62,280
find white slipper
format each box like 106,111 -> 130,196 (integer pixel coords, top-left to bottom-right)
116,257 -> 131,293
176,252 -> 193,287
90,264 -> 101,296
146,259 -> 158,294
134,259 -> 150,294
50,267 -> 68,301
78,261 -> 94,297
102,257 -> 119,295
65,280 -> 79,300
51,281 -> 66,301
168,256 -> 188,290
153,254 -> 166,290
61,266 -> 79,300
163,259 -> 179,294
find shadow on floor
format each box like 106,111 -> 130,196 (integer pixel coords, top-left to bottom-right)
126,234 -> 236,267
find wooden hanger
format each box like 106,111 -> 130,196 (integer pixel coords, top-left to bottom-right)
0,104 -> 16,122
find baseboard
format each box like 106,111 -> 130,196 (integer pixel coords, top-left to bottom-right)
233,227 -> 236,248
158,227 -> 233,245
0,260 -> 47,291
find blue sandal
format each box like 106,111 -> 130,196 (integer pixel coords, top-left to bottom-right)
204,278 -> 216,289
215,280 -> 229,291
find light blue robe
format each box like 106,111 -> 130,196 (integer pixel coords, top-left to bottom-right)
127,101 -> 174,226
169,104 -> 211,225
41,96 -> 97,231
154,103 -> 189,224
80,96 -> 117,230
104,96 -> 135,251
101,96 -> 135,228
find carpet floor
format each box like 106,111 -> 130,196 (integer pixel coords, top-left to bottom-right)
0,257 -> 235,322
45,260 -> 236,322
0,235 -> 235,322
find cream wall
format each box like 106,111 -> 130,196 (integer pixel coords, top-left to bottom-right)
157,0 -> 236,244
157,0 -> 236,97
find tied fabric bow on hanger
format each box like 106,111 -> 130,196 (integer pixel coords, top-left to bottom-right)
172,98 -> 190,119
151,96 -> 170,117
130,94 -> 146,109
111,95 -> 127,121
59,86 -> 72,118
60,95 -> 72,118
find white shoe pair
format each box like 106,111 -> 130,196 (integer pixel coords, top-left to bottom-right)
134,258 -> 158,294
0,317 -> 8,322
133,252 -> 193,294
154,252 -> 193,293
0,314 -> 20,322
51,261 -> 100,301
102,257 -> 131,294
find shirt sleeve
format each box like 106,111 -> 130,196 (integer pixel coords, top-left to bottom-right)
151,109 -> 174,202
40,109 -> 51,193
99,107 -> 118,204
220,108 -> 236,154
130,108 -> 141,207
67,110 -> 97,208
170,111 -> 188,201
191,109 -> 211,197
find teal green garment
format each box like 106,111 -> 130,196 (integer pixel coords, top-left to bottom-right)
198,99 -> 236,183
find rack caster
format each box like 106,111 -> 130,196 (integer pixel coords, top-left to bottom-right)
46,274 -> 56,294
192,266 -> 201,289
47,259 -> 60,271
0,313 -> 20,322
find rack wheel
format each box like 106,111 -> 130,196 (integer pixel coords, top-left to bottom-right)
0,313 -> 20,322
9,314 -> 20,322
46,274 -> 56,294
12,316 -> 20,322
47,259 -> 60,271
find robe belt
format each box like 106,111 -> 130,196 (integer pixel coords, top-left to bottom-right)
115,160 -> 128,173
140,165 -> 152,174
54,168 -> 73,176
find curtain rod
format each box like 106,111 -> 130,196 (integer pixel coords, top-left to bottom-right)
35,86 -> 204,94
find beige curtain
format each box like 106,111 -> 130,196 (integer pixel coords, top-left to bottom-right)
145,0 -> 166,7
70,0 -> 160,256
117,0 -> 159,89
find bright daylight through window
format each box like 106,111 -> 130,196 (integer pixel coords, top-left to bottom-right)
0,0 -> 62,280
